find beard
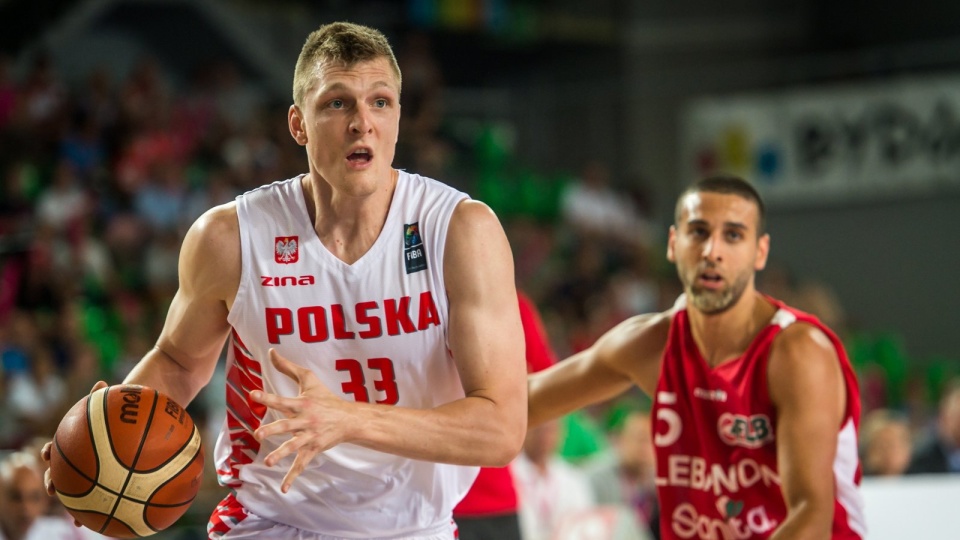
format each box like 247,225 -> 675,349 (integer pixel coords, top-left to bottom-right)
683,266 -> 752,314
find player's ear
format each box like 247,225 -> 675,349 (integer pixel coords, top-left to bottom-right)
755,233 -> 770,271
289,105 -> 307,146
667,225 -> 678,262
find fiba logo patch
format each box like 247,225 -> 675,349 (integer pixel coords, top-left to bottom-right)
275,236 -> 299,264
403,223 -> 427,274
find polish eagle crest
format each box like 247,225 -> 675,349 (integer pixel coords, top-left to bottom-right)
275,236 -> 299,264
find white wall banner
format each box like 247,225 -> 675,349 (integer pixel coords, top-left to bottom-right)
682,75 -> 960,202
861,475 -> 960,539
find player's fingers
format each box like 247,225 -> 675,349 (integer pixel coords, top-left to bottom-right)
44,467 -> 56,496
281,448 -> 318,494
254,418 -> 307,441
249,390 -> 301,414
40,441 -> 53,462
89,380 -> 109,394
296,369 -> 326,394
269,349 -> 304,382
264,436 -> 310,467
268,349 -> 330,396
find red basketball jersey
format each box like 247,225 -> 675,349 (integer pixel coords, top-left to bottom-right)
652,296 -> 865,539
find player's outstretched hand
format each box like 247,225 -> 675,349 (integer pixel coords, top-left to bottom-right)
40,380 -> 109,525
251,348 -> 354,493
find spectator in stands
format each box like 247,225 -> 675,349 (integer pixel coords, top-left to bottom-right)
560,160 -> 652,250
35,160 -> 88,232
860,408 -> 912,477
0,450 -> 76,540
6,344 -> 67,442
19,52 -> 67,144
582,410 -> 659,538
512,418 -> 596,540
907,380 -> 960,474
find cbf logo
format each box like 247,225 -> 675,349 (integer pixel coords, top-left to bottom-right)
718,413 -> 774,448
275,236 -> 299,264
403,223 -> 427,274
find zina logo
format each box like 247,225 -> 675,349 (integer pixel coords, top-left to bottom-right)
260,275 -> 316,287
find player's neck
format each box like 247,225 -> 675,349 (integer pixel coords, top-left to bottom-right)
300,170 -> 398,264
687,291 -> 775,368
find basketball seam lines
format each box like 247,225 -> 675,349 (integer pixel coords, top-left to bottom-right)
53,435 -> 98,497
141,496 -> 197,509
57,388 -> 202,536
101,388 -> 161,535
130,422 -> 199,474
87,392 -> 102,496
139,426 -> 203,512
127,399 -> 203,527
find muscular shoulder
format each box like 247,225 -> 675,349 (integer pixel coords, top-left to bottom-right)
448,199 -> 500,234
180,202 -> 241,299
596,310 -> 672,357
769,322 -> 838,371
443,200 -> 510,280
183,202 -> 239,263
767,322 -> 842,406
189,201 -> 239,241
595,309 -> 673,393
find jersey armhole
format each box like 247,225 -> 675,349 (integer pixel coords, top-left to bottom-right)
436,193 -> 470,352
227,199 -> 252,327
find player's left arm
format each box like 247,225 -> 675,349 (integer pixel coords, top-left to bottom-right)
767,322 -> 847,540
431,199 -> 527,462
251,200 -> 526,492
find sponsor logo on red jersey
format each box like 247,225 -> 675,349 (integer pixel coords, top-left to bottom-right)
718,413 -> 774,448
275,236 -> 299,264
671,501 -> 778,539
694,387 -> 728,402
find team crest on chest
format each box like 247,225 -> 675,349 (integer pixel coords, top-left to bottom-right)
275,236 -> 299,264
403,223 -> 427,274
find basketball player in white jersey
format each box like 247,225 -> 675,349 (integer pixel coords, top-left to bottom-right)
42,22 -> 527,539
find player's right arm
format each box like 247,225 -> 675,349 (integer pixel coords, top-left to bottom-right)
43,204 -> 240,496
123,203 -> 241,407
528,311 -> 670,428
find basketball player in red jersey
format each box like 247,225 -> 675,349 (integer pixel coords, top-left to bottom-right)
529,175 -> 865,539
42,22 -> 527,539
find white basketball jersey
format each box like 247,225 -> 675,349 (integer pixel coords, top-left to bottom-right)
214,171 -> 476,537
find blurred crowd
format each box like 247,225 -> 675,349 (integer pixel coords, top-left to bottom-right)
0,33 -> 958,540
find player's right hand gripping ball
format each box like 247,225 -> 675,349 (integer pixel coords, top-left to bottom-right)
50,384 -> 205,537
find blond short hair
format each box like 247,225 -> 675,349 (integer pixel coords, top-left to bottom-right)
292,21 -> 402,107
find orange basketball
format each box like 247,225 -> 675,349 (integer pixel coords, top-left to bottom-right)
50,384 -> 204,538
